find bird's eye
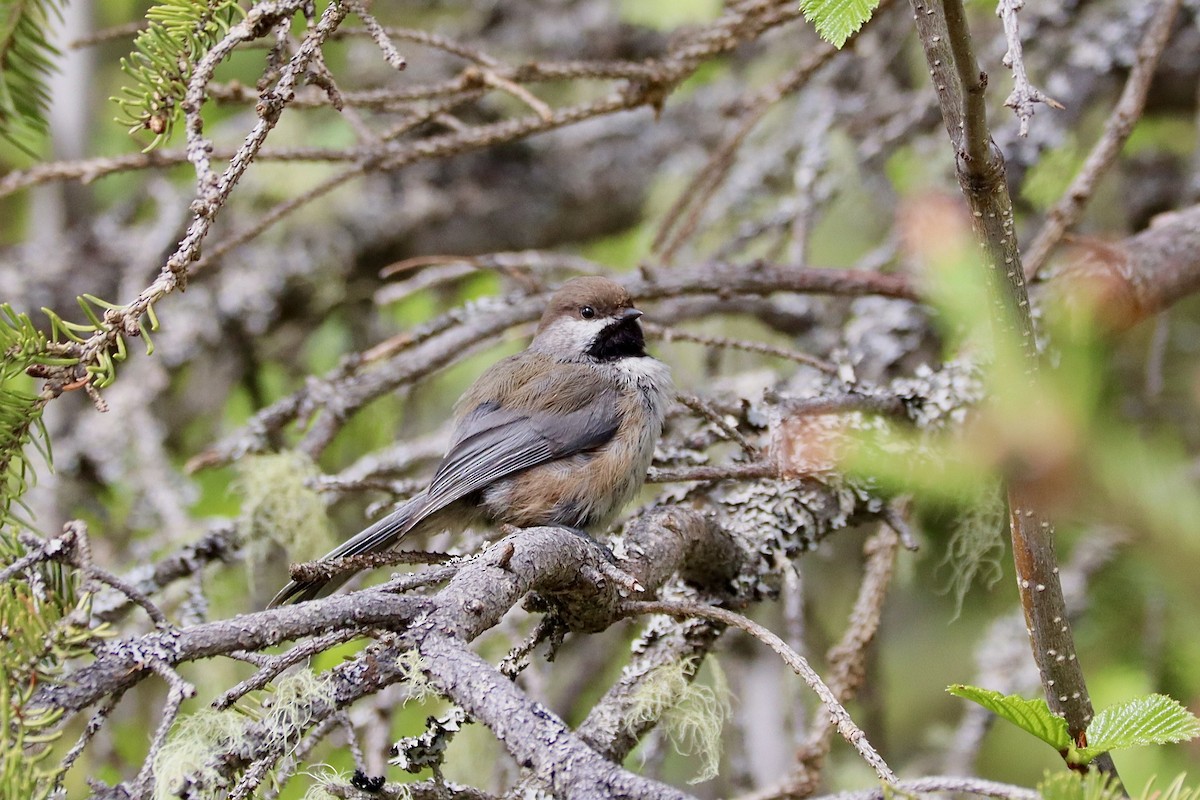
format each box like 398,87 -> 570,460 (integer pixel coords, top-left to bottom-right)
580,306 -> 595,319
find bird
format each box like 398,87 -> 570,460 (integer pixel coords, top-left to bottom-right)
270,276 -> 672,606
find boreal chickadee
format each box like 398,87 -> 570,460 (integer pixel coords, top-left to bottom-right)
270,277 -> 672,605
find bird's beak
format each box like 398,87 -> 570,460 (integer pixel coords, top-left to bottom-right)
620,308 -> 644,321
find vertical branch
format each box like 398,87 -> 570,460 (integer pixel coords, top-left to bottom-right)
907,0 -> 1120,783
910,1 -> 1034,357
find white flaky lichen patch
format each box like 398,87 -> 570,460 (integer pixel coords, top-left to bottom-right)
388,706 -> 468,773
712,476 -> 884,596
890,359 -> 985,429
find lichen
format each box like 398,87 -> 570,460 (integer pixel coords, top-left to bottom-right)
624,656 -> 731,783
389,707 -> 468,773
395,649 -> 435,703
234,451 -> 334,592
261,669 -> 335,745
153,708 -> 245,800
940,481 -> 1007,618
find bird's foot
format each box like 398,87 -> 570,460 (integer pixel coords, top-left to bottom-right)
556,525 -> 617,564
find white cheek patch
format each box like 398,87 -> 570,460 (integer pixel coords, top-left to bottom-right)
531,316 -> 610,355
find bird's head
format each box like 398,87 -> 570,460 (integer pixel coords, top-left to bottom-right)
532,277 -> 648,361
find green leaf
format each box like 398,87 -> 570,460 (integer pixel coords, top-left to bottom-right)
1073,694 -> 1200,764
948,685 -> 1071,751
1038,771 -> 1125,800
799,0 -> 880,48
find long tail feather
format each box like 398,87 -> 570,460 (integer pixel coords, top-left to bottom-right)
268,493 -> 431,606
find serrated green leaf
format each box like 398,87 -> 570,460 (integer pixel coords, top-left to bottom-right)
799,0 -> 880,48
1038,770 -> 1125,800
1072,694 -> 1200,763
948,685 -> 1071,751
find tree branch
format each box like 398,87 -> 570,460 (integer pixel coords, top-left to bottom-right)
620,599 -> 896,784
908,0 -> 1121,783
1023,0 -> 1183,279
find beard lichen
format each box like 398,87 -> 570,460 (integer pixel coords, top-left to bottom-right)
624,655 -> 731,784
234,451 -> 334,592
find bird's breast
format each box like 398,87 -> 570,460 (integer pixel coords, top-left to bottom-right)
481,357 -> 671,531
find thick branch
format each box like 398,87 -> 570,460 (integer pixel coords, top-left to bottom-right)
33,592 -> 426,713
419,633 -> 693,800
1046,204 -> 1200,331
42,512 -> 743,798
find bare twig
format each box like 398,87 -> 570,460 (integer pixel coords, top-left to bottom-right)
763,526 -> 902,799
814,776 -> 1040,800
53,691 -> 126,795
130,660 -> 196,800
343,0 -> 406,71
644,322 -> 837,373
286,549 -> 455,585
647,461 -> 777,484
1022,0 -> 1182,279
676,392 -> 760,456
214,628 -> 371,710
652,43 -> 840,264
621,599 -> 897,784
997,0 -> 1063,137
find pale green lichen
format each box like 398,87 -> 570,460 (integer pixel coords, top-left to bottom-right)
396,649 -> 435,703
234,451 -> 333,592
153,708 -> 246,800
625,656 -> 731,784
262,669 -> 335,744
299,767 -> 373,800
940,481 -> 1006,619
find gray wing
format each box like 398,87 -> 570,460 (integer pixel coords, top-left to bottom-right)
269,383 -> 620,607
422,390 -> 621,514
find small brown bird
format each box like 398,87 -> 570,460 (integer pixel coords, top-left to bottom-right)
270,277 -> 672,605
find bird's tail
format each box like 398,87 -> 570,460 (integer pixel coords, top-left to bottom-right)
268,492 -> 431,607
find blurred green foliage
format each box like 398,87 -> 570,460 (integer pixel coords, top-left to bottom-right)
0,0 -> 64,155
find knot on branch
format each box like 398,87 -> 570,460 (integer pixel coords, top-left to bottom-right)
955,138 -> 1008,194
